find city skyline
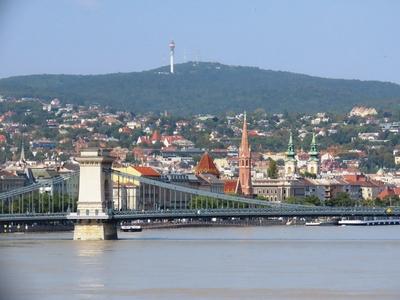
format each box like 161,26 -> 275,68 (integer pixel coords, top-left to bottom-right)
0,0 -> 399,83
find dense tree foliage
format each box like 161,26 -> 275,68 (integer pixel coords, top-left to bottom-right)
1,62 -> 400,115
267,158 -> 278,179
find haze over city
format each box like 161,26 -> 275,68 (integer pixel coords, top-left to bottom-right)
0,0 -> 399,83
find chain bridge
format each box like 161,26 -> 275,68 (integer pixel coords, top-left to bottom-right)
0,148 -> 398,239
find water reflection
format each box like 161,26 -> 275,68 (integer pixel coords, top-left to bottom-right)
73,241 -> 111,297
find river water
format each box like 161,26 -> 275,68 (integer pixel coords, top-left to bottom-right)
0,225 -> 399,300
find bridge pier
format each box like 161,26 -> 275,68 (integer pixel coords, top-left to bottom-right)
73,220 -> 117,240
68,148 -> 118,240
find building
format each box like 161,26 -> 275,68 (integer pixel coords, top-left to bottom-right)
349,106 -> 378,118
235,113 -> 253,196
112,165 -> 161,210
343,174 -> 384,200
253,178 -> 308,202
30,139 -> 57,150
0,170 -> 27,192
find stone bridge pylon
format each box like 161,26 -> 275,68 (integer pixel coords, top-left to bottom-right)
68,148 -> 118,240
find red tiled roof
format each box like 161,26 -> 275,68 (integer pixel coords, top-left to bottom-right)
119,127 -> 132,134
224,179 -> 237,194
132,166 -> 160,177
343,174 -> 384,187
161,135 -> 184,144
377,187 -> 400,200
343,174 -> 367,183
195,152 -> 220,177
151,131 -> 161,142
137,136 -> 151,144
248,130 -> 259,137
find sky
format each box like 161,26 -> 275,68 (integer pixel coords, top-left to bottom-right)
0,0 -> 399,83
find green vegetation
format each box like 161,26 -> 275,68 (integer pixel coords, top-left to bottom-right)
267,158 -> 278,179
286,196 -> 322,206
285,192 -> 400,207
189,196 -> 249,209
1,62 -> 400,115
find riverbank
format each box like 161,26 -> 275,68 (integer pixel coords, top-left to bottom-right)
1,219 -> 286,233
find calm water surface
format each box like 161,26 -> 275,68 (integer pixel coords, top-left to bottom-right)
0,226 -> 400,300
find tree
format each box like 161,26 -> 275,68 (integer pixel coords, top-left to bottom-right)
326,192 -> 356,207
303,196 -> 321,206
267,158 -> 278,179
284,196 -> 321,206
302,171 -> 317,179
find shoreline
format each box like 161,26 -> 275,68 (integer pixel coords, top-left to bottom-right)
1,219 -> 286,234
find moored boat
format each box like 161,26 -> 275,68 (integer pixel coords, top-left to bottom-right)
120,224 -> 142,232
305,218 -> 338,226
338,219 -> 400,226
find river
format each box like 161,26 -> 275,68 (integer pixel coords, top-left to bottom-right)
0,225 -> 399,300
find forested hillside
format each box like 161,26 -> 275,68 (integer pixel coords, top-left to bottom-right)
0,62 -> 399,114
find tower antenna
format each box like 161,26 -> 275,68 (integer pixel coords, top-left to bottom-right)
169,40 -> 175,74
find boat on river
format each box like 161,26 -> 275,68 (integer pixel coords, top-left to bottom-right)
305,218 -> 338,226
339,219 -> 400,226
120,225 -> 142,232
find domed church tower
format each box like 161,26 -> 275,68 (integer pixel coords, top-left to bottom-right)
285,132 -> 297,177
307,133 -> 320,175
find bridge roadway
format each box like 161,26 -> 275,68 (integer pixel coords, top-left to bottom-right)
0,206 -> 398,223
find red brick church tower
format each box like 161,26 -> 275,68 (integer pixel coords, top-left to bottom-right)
235,112 -> 253,196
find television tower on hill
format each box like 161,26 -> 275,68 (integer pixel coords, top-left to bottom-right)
169,40 -> 175,74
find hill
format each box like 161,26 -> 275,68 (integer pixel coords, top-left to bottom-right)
0,62 -> 399,115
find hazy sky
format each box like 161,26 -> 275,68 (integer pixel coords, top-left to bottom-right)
0,0 -> 399,82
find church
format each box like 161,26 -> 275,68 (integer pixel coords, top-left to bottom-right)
233,113 -> 320,201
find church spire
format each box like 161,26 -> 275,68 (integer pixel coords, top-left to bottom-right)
284,131 -> 297,177
307,132 -> 320,175
286,131 -> 295,159
309,133 -> 319,159
235,112 -> 252,196
240,112 -> 250,156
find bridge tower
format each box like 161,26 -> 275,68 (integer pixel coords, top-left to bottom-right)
69,148 -> 117,240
